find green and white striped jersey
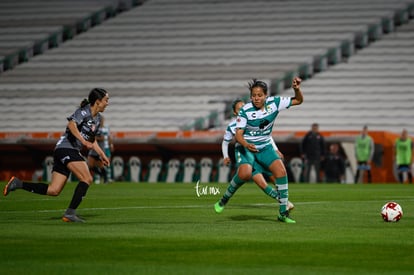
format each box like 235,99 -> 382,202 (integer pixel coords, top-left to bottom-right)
236,96 -> 291,150
223,117 -> 237,143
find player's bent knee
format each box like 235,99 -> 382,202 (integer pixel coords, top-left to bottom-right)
78,176 -> 93,184
47,188 -> 62,196
238,172 -> 251,182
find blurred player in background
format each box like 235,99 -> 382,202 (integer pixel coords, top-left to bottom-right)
301,123 -> 325,183
354,125 -> 374,183
323,143 -> 345,183
88,115 -> 114,184
234,77 -> 303,223
215,99 -> 294,213
4,88 -> 110,223
394,128 -> 413,183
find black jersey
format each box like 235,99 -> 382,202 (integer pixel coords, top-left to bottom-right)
55,104 -> 101,151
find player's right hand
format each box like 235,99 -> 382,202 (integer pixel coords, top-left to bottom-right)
83,140 -> 94,150
246,143 -> 258,153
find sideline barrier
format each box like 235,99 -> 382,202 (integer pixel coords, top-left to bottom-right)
0,130 -> 408,183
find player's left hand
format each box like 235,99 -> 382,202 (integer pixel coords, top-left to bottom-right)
102,155 -> 110,166
292,77 -> 302,89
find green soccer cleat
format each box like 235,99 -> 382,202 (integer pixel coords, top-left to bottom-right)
278,211 -> 296,223
214,201 -> 224,214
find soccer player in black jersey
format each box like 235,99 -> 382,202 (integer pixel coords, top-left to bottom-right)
4,88 -> 110,223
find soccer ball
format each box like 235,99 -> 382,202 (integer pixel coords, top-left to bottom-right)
381,202 -> 403,222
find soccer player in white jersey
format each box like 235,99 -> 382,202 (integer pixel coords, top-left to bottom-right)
4,88 -> 110,223
235,77 -> 303,223
215,99 -> 294,213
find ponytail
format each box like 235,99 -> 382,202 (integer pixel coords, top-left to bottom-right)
80,98 -> 89,108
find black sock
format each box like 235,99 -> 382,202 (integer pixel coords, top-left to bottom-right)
398,173 -> 404,183
354,171 -> 360,183
68,181 -> 89,210
22,182 -> 48,195
367,171 -> 372,183
92,167 -> 101,175
101,168 -> 108,182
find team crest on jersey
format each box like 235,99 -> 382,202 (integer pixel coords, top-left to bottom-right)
87,120 -> 96,132
236,117 -> 241,122
266,105 -> 272,113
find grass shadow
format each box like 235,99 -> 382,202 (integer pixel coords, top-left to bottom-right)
229,214 -> 276,222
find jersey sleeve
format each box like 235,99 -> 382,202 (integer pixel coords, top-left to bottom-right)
223,125 -> 234,142
274,96 -> 292,111
221,140 -> 230,159
67,107 -> 86,125
235,109 -> 247,129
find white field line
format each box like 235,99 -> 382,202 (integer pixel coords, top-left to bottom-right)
1,198 -> 414,214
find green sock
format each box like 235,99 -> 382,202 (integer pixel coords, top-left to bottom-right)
263,185 -> 278,199
275,176 -> 289,214
220,174 -> 244,206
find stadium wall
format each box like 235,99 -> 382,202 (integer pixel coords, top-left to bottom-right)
0,130 -> 405,183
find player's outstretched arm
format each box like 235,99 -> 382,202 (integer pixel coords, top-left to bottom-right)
291,77 -> 303,106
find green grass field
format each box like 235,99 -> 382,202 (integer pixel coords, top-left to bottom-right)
0,182 -> 413,275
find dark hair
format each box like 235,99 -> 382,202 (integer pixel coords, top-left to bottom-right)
231,99 -> 244,112
248,79 -> 268,95
80,88 -> 108,107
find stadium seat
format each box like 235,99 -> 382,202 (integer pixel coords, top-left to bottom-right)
42,156 -> 54,182
199,157 -> 213,183
127,156 -> 141,183
147,159 -> 163,183
182,158 -> 196,183
165,158 -> 181,183
216,158 -> 232,183
288,157 -> 303,183
111,156 -> 124,181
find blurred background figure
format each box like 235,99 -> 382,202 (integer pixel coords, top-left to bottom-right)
323,143 -> 345,183
88,115 -> 114,184
354,125 -> 375,183
394,129 -> 413,183
301,123 -> 325,183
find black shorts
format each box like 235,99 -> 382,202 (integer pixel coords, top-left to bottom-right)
53,148 -> 85,177
397,164 -> 411,172
88,149 -> 100,160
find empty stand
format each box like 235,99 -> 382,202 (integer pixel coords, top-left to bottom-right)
0,0 -> 135,72
277,18 -> 414,135
0,0 -> 413,135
